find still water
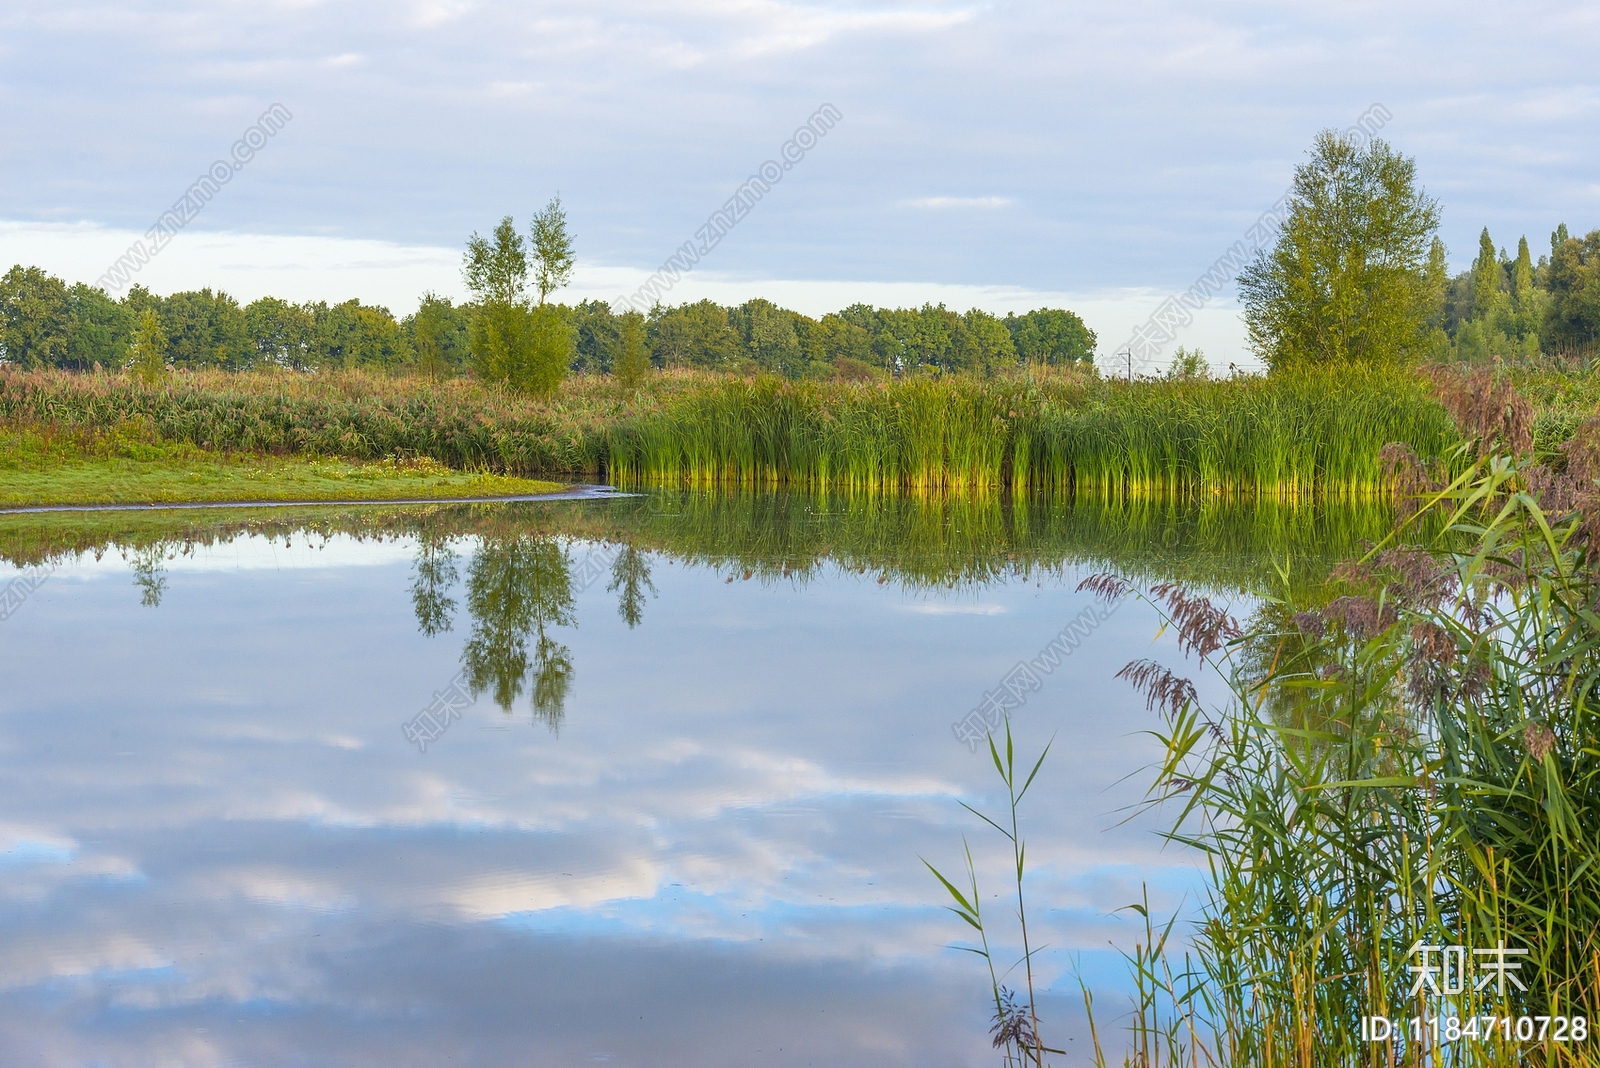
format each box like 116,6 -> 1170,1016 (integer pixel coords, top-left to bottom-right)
0,491 -> 1383,1066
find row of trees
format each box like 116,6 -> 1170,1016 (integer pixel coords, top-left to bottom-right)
0,268 -> 441,373
0,196 -> 1096,391
1438,223 -> 1600,361
0,269 -> 1096,387
1241,129 -> 1599,369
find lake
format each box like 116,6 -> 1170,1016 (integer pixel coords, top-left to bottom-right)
0,490 -> 1388,1066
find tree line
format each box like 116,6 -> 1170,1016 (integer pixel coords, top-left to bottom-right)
1240,129 -> 1599,370
1437,223 -> 1600,361
0,196 -> 1097,392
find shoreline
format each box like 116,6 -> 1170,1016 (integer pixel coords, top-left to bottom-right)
0,483 -> 631,516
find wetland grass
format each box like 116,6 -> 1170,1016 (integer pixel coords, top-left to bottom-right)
606,366 -> 1460,498
3,364 -> 1461,499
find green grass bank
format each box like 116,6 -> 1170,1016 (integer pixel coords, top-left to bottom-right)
0,421 -> 564,508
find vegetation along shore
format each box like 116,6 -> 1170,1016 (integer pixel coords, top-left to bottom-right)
1,160 -> 1598,508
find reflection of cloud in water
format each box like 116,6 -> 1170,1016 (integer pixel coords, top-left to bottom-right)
0,527 -> 1223,1064
898,601 -> 1007,615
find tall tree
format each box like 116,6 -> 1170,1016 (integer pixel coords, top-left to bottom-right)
731,298 -> 802,374
1004,308 -> 1096,366
955,309 -> 1017,373
570,300 -> 621,374
529,195 -> 576,306
1238,131 -> 1442,370
308,300 -> 411,369
1545,228 -> 1600,353
245,297 -> 314,369
1469,227 -> 1506,321
648,300 -> 740,369
463,217 -> 532,386
161,289 -> 251,369
463,212 -> 574,395
464,217 -> 528,306
519,304 -> 575,396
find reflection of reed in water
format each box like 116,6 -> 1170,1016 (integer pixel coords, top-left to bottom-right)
6,488 -> 1420,604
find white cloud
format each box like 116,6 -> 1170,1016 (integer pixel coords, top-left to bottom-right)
902,196 -> 1013,209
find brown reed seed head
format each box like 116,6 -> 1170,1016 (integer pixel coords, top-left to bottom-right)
1117,658 -> 1199,716
1406,622 -> 1459,704
989,987 -> 1039,1051
1076,572 -> 1132,602
1321,595 -> 1398,642
1149,581 -> 1241,660
1524,722 -> 1557,763
1291,610 -> 1326,639
1428,367 -> 1533,457
1380,442 -> 1443,520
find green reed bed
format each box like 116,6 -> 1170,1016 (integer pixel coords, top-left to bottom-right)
4,365 -> 1459,497
607,367 -> 1460,497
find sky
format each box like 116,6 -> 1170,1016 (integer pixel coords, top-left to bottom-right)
1,0 -> 1597,366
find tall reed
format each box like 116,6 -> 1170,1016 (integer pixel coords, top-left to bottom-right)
1073,429 -> 1600,1066
607,366 -> 1459,498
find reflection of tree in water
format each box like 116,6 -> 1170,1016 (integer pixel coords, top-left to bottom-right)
460,537 -> 575,730
409,536 -> 459,637
606,544 -> 656,629
125,543 -> 172,608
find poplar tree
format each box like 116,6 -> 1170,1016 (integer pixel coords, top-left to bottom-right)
1469,228 -> 1505,321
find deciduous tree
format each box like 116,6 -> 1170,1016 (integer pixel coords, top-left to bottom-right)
1239,131 -> 1442,370
0,265 -> 70,368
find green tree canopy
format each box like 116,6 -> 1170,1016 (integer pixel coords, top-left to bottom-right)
161,289 -> 251,369
0,265 -> 71,368
648,300 -> 740,369
463,217 -> 528,306
1004,308 -> 1096,365
65,283 -> 132,370
408,293 -> 471,379
613,310 -> 651,390
245,297 -> 315,369
1239,130 -> 1442,371
529,195 -> 575,306
1545,228 -> 1600,353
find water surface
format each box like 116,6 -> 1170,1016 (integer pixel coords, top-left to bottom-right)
0,491 -> 1386,1066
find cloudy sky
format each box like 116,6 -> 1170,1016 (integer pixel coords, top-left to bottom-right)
1,0 -> 1597,363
